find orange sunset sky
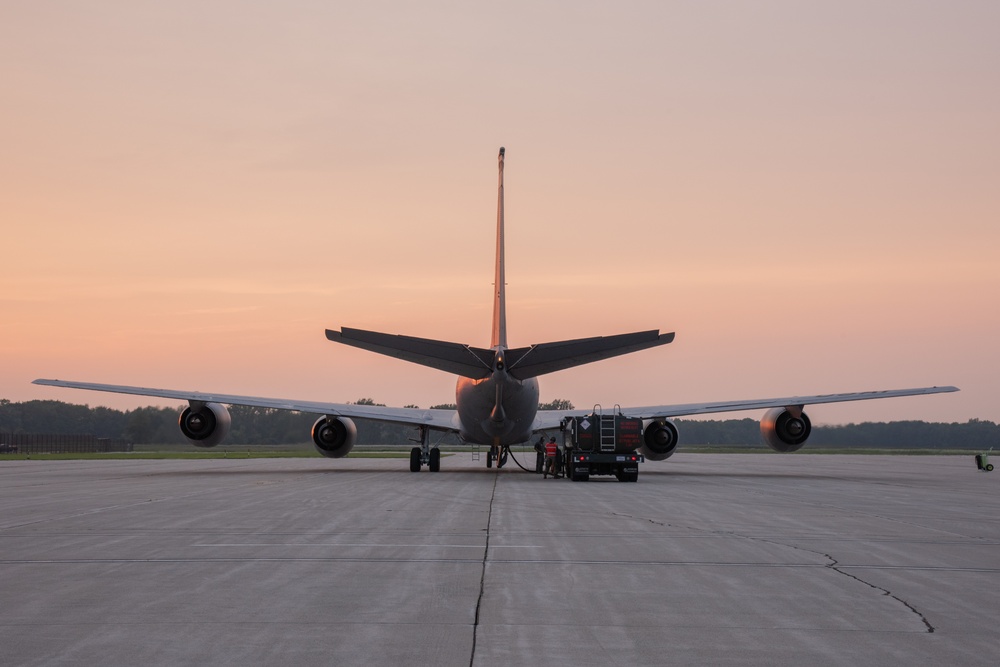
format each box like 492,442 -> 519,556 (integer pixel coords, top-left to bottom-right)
2,2 -> 997,424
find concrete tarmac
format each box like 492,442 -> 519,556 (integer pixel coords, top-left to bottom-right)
1,453 -> 998,666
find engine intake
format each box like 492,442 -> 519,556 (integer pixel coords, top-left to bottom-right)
760,407 -> 811,453
640,419 -> 679,461
311,416 -> 357,459
178,402 -> 231,448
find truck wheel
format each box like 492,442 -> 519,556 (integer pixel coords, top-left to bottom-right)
988,464 -> 995,472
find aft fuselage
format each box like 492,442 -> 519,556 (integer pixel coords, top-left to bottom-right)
455,371 -> 538,446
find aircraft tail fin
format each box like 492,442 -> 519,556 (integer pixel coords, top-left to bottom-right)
326,328 -> 494,379
491,146 -> 507,349
503,330 -> 675,379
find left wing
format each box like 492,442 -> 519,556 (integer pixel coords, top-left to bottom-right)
32,379 -> 460,431
533,385 -> 959,430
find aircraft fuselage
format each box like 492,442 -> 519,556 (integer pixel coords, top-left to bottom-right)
456,371 -> 539,446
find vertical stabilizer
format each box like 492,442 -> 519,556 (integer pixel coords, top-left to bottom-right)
491,147 -> 507,349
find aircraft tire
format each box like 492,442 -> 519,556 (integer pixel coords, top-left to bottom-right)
429,447 -> 441,472
487,450 -> 493,468
409,447 -> 421,472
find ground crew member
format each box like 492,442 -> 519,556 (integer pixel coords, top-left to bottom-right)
544,436 -> 559,479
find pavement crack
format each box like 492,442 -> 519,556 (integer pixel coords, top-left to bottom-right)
470,470 -> 498,667
610,511 -> 668,528
820,550 -> 936,633
746,535 -> 936,634
607,512 -> 936,634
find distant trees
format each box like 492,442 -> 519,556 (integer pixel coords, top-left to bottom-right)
3,398 -> 997,449
123,407 -> 178,444
672,418 -> 1000,449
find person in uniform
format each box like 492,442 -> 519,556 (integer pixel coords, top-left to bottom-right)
544,436 -> 559,479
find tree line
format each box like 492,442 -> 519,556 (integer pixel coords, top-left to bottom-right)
0,398 -> 577,446
2,398 -> 997,449
672,417 -> 1000,450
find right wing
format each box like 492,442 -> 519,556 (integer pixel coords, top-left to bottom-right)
32,379 -> 461,431
532,385 -> 960,430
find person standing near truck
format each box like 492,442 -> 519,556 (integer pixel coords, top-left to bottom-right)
543,436 -> 559,479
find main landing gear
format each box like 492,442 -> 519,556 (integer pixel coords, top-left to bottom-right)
409,425 -> 441,472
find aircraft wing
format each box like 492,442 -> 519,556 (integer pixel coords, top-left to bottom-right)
532,386 -> 960,430
32,379 -> 461,431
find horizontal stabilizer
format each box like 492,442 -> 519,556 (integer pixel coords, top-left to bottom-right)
326,328 -> 494,379
505,330 -> 675,379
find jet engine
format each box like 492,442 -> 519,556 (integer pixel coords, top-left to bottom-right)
311,416 -> 357,459
640,419 -> 679,461
178,402 -> 232,447
760,407 -> 811,453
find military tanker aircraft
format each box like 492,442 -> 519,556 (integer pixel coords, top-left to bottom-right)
35,148 -> 958,471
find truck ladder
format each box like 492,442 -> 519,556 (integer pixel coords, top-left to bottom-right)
600,415 -> 616,452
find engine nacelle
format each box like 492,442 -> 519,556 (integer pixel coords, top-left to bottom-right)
178,402 -> 232,448
760,407 -> 811,453
640,419 -> 679,461
311,416 -> 357,459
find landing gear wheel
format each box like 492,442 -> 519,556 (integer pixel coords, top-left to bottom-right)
486,449 -> 494,468
429,447 -> 441,472
409,447 -> 421,472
